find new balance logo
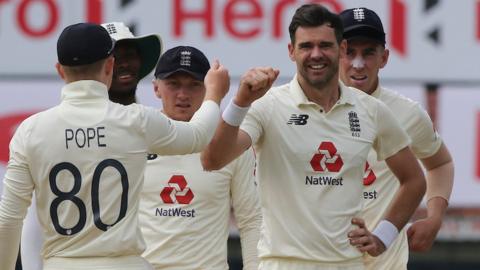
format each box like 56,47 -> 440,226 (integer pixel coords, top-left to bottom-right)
287,114 -> 309,125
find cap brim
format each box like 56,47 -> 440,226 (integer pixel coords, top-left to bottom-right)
156,68 -> 205,81
117,34 -> 163,80
344,25 -> 385,44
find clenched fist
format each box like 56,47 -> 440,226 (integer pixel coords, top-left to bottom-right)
233,67 -> 280,107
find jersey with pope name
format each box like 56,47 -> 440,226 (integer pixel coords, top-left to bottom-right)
362,85 -> 442,270
0,80 -> 219,268
239,76 -> 410,265
140,148 -> 260,270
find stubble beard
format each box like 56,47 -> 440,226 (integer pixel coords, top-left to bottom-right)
303,60 -> 338,91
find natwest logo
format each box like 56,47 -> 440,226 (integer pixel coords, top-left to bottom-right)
310,141 -> 343,172
363,162 -> 376,186
160,175 -> 194,204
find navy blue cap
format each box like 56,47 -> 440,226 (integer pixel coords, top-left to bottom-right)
155,46 -> 210,81
57,23 -> 115,66
340,7 -> 385,45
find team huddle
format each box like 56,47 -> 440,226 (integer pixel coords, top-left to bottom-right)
0,4 -> 454,270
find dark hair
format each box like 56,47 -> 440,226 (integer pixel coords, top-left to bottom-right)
288,4 -> 344,45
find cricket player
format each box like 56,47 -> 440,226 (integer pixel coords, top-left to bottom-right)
140,46 -> 261,270
202,4 -> 426,269
339,7 -> 454,270
101,22 -> 161,105
0,23 -> 229,270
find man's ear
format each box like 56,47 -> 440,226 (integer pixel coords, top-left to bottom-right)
56,63 -> 65,80
380,48 -> 389,69
105,56 -> 115,77
288,43 -> 295,62
152,79 -> 162,99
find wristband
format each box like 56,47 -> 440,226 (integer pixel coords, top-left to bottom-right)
222,99 -> 250,126
372,220 -> 399,249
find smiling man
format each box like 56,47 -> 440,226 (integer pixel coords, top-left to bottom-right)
101,22 -> 162,105
201,4 -> 427,269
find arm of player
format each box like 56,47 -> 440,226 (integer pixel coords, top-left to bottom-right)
146,61 -> 230,155
201,67 -> 279,170
0,123 -> 35,270
383,146 -> 426,232
407,143 -> 454,252
352,101 -> 426,255
348,147 -> 426,257
230,148 -> 261,270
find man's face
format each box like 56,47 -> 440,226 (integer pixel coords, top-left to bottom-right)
339,39 -> 388,94
154,72 -> 206,122
288,25 -> 344,90
110,41 -> 142,93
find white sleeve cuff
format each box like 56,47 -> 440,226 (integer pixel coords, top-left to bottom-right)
222,99 -> 250,126
372,220 -> 399,249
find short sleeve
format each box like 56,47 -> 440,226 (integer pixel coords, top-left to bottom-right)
373,101 -> 411,161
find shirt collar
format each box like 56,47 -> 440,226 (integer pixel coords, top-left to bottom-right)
370,83 -> 383,98
61,80 -> 109,102
290,75 -> 356,107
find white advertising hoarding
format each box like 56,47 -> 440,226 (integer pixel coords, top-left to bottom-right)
0,81 -> 477,206
0,0 -> 479,81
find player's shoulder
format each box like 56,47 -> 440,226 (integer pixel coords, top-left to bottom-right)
344,84 -> 385,110
378,86 -> 423,114
18,106 -> 59,132
106,102 -> 154,126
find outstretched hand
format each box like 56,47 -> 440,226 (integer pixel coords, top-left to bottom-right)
348,218 -> 386,257
233,67 -> 280,107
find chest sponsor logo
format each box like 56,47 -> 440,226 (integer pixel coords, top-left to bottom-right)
363,162 -> 378,199
348,111 -> 361,137
310,141 -> 343,172
287,114 -> 309,125
363,162 -> 376,185
160,175 -> 194,204
305,175 -> 343,186
157,175 -> 196,218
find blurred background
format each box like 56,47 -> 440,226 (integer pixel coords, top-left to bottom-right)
0,0 -> 479,269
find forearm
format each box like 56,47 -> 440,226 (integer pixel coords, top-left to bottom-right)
238,222 -> 261,270
384,174 -> 426,230
151,101 -> 220,155
201,120 -> 247,170
0,187 -> 27,270
0,219 -> 23,270
425,160 -> 454,203
426,197 -> 448,223
186,100 -> 221,152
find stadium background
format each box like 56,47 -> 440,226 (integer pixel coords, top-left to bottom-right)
0,0 -> 479,269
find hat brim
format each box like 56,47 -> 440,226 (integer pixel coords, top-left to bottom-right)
155,68 -> 206,81
117,34 -> 163,80
344,25 -> 385,44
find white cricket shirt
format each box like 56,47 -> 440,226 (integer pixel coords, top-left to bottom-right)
362,85 -> 442,270
240,76 -> 410,266
140,148 -> 260,270
0,80 -> 219,269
